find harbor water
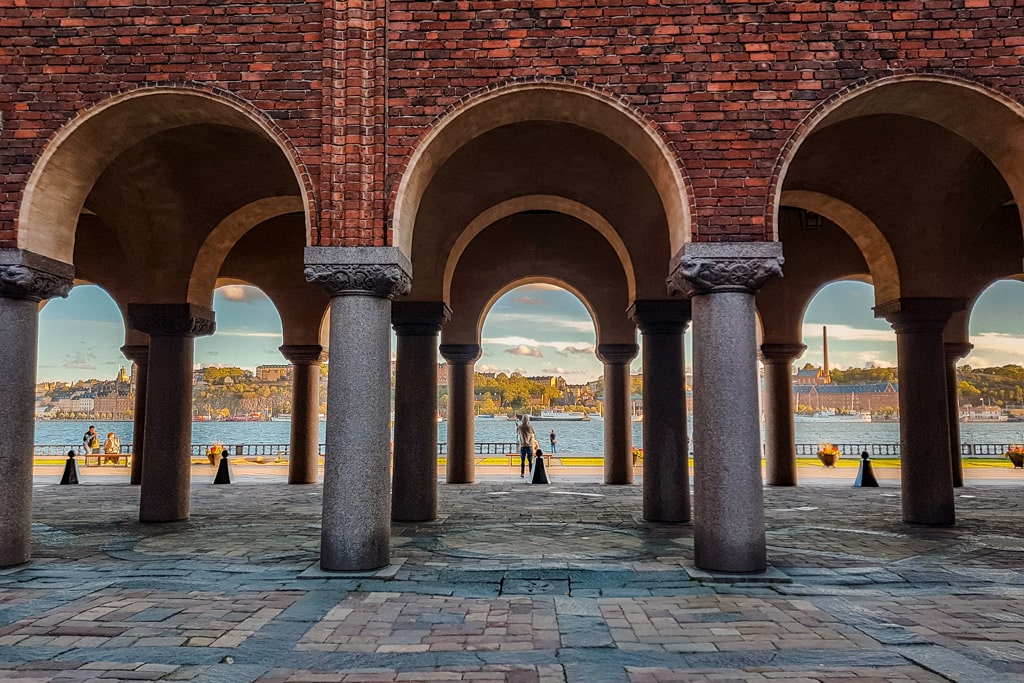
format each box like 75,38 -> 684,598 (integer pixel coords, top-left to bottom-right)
34,418 -> 1024,454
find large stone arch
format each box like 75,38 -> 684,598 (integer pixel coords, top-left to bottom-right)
442,195 -> 636,304
17,86 -> 314,265
780,190 -> 899,304
392,81 -> 691,258
188,196 -> 305,306
771,74 -> 1024,242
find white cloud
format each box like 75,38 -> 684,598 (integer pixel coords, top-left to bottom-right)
487,312 -> 594,334
485,335 -> 598,352
506,345 -> 543,358
219,285 -> 268,303
478,364 -> 503,373
214,330 -> 281,339
542,366 -> 567,374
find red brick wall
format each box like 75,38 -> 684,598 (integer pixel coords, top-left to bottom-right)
4,2 -> 1024,248
386,0 -> 1024,241
0,0 -> 324,246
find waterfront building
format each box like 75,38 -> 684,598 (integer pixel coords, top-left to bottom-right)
2,3 -> 1023,577
794,382 -> 900,414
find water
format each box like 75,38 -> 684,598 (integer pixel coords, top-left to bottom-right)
35,418 -> 1024,452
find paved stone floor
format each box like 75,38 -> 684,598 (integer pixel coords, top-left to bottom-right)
2,467 -> 1024,682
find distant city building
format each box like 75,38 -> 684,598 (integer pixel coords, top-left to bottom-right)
794,382 -> 898,413
257,364 -> 292,382
794,366 -> 831,385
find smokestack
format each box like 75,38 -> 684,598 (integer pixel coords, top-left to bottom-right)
822,325 -> 830,381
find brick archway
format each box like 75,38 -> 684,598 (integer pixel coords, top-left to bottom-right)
392,81 -> 691,259
17,87 -> 314,265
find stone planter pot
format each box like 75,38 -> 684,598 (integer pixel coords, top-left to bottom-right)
818,452 -> 838,468
1008,452 -> 1024,469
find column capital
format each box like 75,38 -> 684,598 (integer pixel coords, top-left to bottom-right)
874,297 -> 967,334
628,299 -> 691,333
392,301 -> 450,336
597,343 -> 639,364
667,242 -> 783,297
120,344 -> 150,365
944,341 -> 974,362
279,344 -> 326,365
439,344 -> 481,364
759,343 -> 807,364
304,246 -> 412,299
127,303 -> 216,338
0,250 -> 74,302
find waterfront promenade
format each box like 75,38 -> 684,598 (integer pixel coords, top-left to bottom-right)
3,464 -> 1023,682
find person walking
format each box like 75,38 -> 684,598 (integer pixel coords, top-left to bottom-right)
102,431 -> 121,465
517,415 -> 536,478
549,429 -> 557,454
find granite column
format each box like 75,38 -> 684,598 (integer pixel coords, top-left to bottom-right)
392,302 -> 449,521
0,252 -> 73,567
128,304 -> 215,523
878,298 -> 965,525
598,343 -> 638,485
439,344 -> 480,485
305,247 -> 411,571
944,342 -> 972,489
629,301 -> 691,521
120,345 -> 149,486
669,242 -> 783,573
760,343 -> 806,487
279,345 -> 326,484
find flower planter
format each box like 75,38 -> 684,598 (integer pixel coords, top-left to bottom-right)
818,452 -> 838,468
1008,452 -> 1024,469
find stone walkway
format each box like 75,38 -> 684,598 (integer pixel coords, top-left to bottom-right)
2,468 -> 1023,682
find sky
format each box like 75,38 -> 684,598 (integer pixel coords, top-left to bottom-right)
35,280 -> 1024,383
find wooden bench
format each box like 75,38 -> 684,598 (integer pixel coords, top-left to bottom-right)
82,452 -> 132,467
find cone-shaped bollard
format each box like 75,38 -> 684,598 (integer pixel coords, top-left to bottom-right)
853,451 -> 879,488
213,449 -> 234,485
59,450 -> 81,485
530,452 -> 550,484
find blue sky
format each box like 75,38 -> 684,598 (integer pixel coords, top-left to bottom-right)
35,280 -> 1024,383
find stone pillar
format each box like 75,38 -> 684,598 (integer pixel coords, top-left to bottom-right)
668,242 -> 783,573
120,345 -> 149,486
392,303 -> 449,521
597,343 -> 638,485
0,252 -> 73,567
944,342 -> 972,489
279,345 -> 326,484
439,344 -> 480,485
305,247 -> 411,571
759,343 -> 806,487
127,304 -> 215,523
629,301 -> 691,521
877,298 -> 965,525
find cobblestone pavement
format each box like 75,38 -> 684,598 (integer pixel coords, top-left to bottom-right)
1,469 -> 1023,682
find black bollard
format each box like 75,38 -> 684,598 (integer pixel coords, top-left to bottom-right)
853,450 -> 879,488
59,449 -> 81,485
213,449 -> 234,484
530,451 -> 550,484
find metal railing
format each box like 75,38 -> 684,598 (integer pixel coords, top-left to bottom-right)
34,443 -> 329,460
437,442 -> 518,456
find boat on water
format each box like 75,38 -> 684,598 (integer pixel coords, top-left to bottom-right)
794,410 -> 872,423
270,414 -> 292,422
530,410 -> 591,421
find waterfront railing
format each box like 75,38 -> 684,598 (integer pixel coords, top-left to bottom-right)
32,442 -> 1024,462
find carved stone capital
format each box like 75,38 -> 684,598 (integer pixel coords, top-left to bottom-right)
127,303 -> 216,338
120,345 -> 150,366
628,299 -> 691,334
759,343 -> 807,364
280,344 -> 326,365
304,247 -> 412,299
0,250 -> 74,302
874,297 -> 967,335
439,344 -> 481,364
392,301 -> 451,336
667,242 -> 784,297
943,342 -> 974,362
596,343 -> 639,365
